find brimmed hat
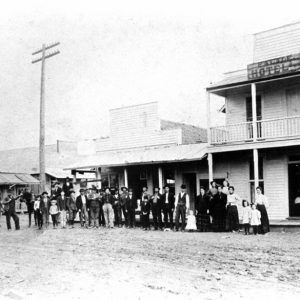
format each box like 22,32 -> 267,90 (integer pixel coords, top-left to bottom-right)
42,191 -> 48,195
79,188 -> 85,192
121,186 -> 128,191
180,184 -> 186,189
69,189 -> 75,194
154,187 -> 160,190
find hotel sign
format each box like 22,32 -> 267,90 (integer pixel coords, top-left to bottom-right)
247,53 -> 300,80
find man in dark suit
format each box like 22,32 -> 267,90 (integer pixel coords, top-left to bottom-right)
161,185 -> 175,229
150,187 -> 163,230
2,189 -> 20,230
22,188 -> 36,227
76,188 -> 89,228
125,188 -> 137,228
52,182 -> 62,199
62,177 -> 73,197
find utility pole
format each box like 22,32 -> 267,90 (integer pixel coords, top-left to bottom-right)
32,42 -> 60,192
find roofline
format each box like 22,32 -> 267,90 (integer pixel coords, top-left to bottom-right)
64,155 -> 207,171
109,101 -> 158,112
253,21 -> 300,36
206,71 -> 300,93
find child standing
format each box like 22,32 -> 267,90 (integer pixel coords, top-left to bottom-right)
49,199 -> 59,229
34,196 -> 44,230
241,200 -> 251,235
141,196 -> 151,230
185,210 -> 197,232
250,204 -> 261,235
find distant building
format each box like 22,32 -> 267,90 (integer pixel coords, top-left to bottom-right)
0,140 -> 91,194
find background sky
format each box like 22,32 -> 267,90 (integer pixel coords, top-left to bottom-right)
1,0 -> 300,150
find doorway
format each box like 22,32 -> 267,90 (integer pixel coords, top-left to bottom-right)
288,163 -> 300,217
182,173 -> 196,211
127,166 -> 147,198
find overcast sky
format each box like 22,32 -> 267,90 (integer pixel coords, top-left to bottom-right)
0,0 -> 300,150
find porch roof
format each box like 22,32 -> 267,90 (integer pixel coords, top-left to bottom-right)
0,172 -> 40,185
65,143 -> 208,170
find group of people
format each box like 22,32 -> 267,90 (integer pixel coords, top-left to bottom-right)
195,180 -> 270,235
0,178 -> 270,235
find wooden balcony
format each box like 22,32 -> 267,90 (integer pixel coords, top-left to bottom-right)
210,115 -> 300,145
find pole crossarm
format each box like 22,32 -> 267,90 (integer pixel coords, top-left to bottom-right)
32,42 -> 60,56
32,50 -> 60,64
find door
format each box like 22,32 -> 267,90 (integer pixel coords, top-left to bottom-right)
128,167 -> 147,199
288,163 -> 300,217
182,173 -> 196,211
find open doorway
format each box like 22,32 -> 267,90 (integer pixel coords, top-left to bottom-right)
182,173 -> 196,211
288,163 -> 300,217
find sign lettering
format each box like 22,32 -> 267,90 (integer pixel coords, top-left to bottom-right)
247,53 -> 300,80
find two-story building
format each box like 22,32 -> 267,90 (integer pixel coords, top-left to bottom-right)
207,22 -> 300,220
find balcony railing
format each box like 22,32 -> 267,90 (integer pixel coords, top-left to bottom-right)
210,115 -> 300,144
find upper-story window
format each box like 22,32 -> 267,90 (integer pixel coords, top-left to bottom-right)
246,95 -> 262,122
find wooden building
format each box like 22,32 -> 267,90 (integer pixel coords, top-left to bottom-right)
207,22 -> 300,220
68,102 -> 208,210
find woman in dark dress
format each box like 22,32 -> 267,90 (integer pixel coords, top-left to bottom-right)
195,187 -> 210,231
211,186 -> 227,232
255,187 -> 270,234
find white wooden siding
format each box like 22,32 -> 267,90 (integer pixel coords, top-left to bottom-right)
226,94 -> 246,125
262,89 -> 285,119
254,22 -> 300,62
264,154 -> 289,220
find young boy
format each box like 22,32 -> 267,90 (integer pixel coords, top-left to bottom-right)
49,199 -> 59,229
250,203 -> 261,235
141,194 -> 151,230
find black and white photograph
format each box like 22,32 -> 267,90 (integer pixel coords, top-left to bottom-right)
0,0 -> 300,299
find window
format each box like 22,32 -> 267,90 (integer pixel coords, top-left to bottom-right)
246,95 -> 262,121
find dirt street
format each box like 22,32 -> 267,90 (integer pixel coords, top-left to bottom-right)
0,215 -> 300,300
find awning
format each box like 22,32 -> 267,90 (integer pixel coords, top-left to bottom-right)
65,143 -> 208,170
0,172 -> 40,185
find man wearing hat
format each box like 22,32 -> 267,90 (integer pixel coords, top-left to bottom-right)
102,187 -> 114,228
112,188 -> 122,227
76,189 -> 89,228
57,190 -> 67,228
161,185 -> 175,229
2,189 -> 20,230
150,187 -> 163,230
52,182 -> 62,199
41,191 -> 50,228
88,187 -> 101,228
67,189 -> 77,228
63,177 -> 74,197
120,187 -> 128,226
125,188 -> 137,228
175,184 -> 190,231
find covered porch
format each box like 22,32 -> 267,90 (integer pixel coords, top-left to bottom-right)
66,143 -> 208,210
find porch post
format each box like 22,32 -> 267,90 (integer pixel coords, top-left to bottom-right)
253,149 -> 259,189
124,167 -> 128,188
206,91 -> 211,145
158,166 -> 163,191
251,83 -> 258,141
96,167 -> 102,189
208,153 -> 213,183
